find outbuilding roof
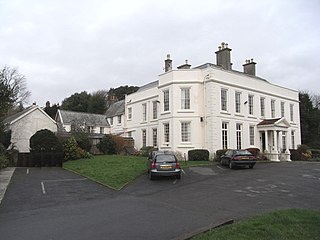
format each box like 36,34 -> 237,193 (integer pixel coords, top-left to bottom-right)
57,110 -> 110,127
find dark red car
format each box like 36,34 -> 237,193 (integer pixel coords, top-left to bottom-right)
220,149 -> 256,169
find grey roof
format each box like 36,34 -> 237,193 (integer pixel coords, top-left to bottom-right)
3,105 -> 55,124
194,62 -> 269,83
136,80 -> 159,93
105,100 -> 125,118
58,110 -> 110,127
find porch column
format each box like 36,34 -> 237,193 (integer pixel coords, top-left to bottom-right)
264,130 -> 268,153
272,130 -> 280,161
285,131 -> 291,161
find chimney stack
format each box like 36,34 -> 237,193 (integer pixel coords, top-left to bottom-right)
164,54 -> 172,72
215,42 -> 232,70
177,60 -> 191,69
242,58 -> 256,76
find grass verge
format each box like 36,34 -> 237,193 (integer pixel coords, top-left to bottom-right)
63,155 -> 214,190
63,155 -> 147,190
192,209 -> 320,240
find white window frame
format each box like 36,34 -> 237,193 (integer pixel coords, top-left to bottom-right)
260,97 -> 265,117
117,115 -> 121,124
142,129 -> 146,147
163,90 -> 169,112
128,107 -> 132,120
181,122 -> 191,143
248,94 -> 254,115
236,123 -> 242,150
271,99 -> 276,118
181,88 -> 190,110
249,126 -> 255,146
235,92 -> 241,113
164,123 -> 170,143
221,88 -> 228,111
152,128 -> 158,147
222,122 -> 228,149
142,103 -> 147,122
290,104 -> 294,122
281,101 -> 285,118
152,101 -> 158,120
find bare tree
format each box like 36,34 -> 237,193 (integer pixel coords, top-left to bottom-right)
0,66 -> 31,117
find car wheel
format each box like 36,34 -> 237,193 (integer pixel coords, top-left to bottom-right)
229,161 -> 234,169
249,164 -> 254,169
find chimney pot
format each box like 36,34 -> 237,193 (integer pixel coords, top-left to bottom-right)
215,42 -> 232,70
243,58 -> 257,76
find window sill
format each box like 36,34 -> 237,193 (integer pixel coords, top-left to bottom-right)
161,111 -> 171,115
248,115 -> 257,119
220,111 -> 231,115
178,144 -> 194,148
235,113 -> 244,117
177,110 -> 195,113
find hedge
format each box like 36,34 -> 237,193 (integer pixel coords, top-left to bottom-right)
188,149 -> 209,161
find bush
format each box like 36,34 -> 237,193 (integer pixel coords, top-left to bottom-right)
0,144 -> 8,169
30,129 -> 63,153
96,135 -> 116,154
290,145 -> 312,161
214,149 -> 228,162
73,132 -> 92,152
112,135 -> 125,154
188,149 -> 209,161
140,146 -> 157,157
63,136 -> 90,161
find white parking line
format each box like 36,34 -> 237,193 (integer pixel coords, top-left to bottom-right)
26,168 -> 29,175
41,181 -> 46,194
40,178 -> 87,195
216,165 -> 225,170
173,179 -> 177,185
182,169 -> 186,175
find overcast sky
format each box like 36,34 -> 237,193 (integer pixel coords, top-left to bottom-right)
1,0 -> 319,106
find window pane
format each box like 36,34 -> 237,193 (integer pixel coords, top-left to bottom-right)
181,88 -> 190,109
164,90 -> 169,111
222,122 -> 228,149
235,92 -> 241,113
164,123 -> 169,143
221,89 -> 227,111
181,122 -> 191,142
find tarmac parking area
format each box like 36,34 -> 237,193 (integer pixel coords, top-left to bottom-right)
0,162 -> 320,240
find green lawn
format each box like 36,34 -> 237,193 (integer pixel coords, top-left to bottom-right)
192,209 -> 320,240
63,155 -> 147,190
63,155 -> 213,190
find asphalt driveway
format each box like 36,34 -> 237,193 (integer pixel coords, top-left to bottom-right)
0,162 -> 320,240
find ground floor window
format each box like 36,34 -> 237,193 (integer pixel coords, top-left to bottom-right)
291,130 -> 295,149
249,126 -> 255,146
152,128 -> 157,147
222,122 -> 228,149
181,122 -> 191,142
142,129 -> 146,147
164,123 -> 169,143
236,123 -> 242,149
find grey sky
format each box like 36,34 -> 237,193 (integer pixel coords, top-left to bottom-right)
1,0 -> 319,106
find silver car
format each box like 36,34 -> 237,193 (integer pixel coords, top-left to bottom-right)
147,151 -> 181,180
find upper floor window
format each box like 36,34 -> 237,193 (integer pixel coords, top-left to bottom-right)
117,115 -> 121,124
181,88 -> 190,110
260,97 -> 265,117
152,101 -> 158,120
235,92 -> 241,113
281,102 -> 285,118
248,94 -> 254,115
221,88 -> 228,111
181,122 -> 191,142
271,100 -> 276,118
110,117 -> 113,125
128,107 -> 132,120
100,127 -> 104,134
142,103 -> 147,122
290,104 -> 294,122
163,90 -> 169,111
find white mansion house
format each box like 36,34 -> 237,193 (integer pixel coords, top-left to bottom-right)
109,43 -> 301,161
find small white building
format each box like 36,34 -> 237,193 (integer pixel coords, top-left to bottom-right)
3,104 -> 57,153
123,43 -> 301,161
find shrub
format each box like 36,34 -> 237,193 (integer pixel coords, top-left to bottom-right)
290,145 -> 312,161
63,136 -> 82,161
140,146 -> 157,157
112,135 -> 125,154
30,129 -> 63,153
73,132 -> 92,152
214,149 -> 228,162
96,135 -> 116,154
0,144 -> 8,169
188,149 -> 209,161
290,149 -> 299,161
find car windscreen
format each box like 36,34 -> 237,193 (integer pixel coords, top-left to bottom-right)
155,154 -> 176,163
235,150 -> 252,156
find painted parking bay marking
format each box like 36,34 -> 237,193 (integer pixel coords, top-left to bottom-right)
40,178 -> 87,195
